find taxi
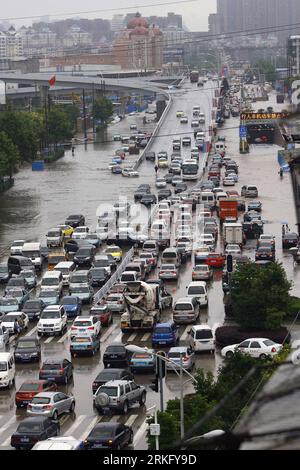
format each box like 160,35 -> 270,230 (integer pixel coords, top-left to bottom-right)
57,225 -> 74,237
130,349 -> 156,373
105,245 -> 123,262
176,110 -> 184,118
70,333 -> 100,357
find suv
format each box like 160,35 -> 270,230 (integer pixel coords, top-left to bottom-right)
93,380 -> 146,414
37,306 -> 67,337
70,316 -> 101,337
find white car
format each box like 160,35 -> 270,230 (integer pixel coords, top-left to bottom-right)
199,234 -> 215,248
37,306 -> 67,337
70,315 -> 101,337
180,116 -> 188,124
1,312 -> 29,334
223,177 -> 235,186
225,244 -> 241,255
72,226 -> 89,240
10,240 -> 25,256
156,177 -> 167,189
221,338 -> 282,359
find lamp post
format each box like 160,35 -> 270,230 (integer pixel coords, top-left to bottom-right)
126,345 -> 197,446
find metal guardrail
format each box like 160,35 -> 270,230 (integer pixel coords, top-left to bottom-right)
93,247 -> 134,304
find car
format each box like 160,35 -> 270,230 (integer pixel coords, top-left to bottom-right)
92,368 -> 133,394
255,246 -> 275,261
180,116 -> 188,124
192,264 -> 213,281
83,422 -> 133,450
83,233 -> 101,248
69,284 -> 94,304
6,275 -> 29,292
223,177 -> 235,186
73,246 -> 95,267
39,359 -> 73,384
241,185 -> 258,198
188,324 -> 215,353
248,201 -> 262,212
15,380 -> 58,408
113,134 -> 122,141
243,211 -> 262,223
0,325 -> 9,348
141,194 -> 157,206
282,232 -> 299,249
205,253 -> 226,268
10,240 -> 26,256
174,183 -> 188,194
173,297 -> 200,324
94,380 -> 146,414
156,177 -> 167,189
38,289 -> 60,307
71,315 -> 101,337
19,270 -> 37,289
72,226 -> 89,241
105,293 -> 125,313
5,288 -> 29,309
70,333 -> 100,357
171,175 -> 183,187
90,267 -> 109,287
0,263 -> 11,284
152,321 -> 179,346
225,244 -> 242,255
10,417 -> 60,450
46,228 -> 64,248
65,214 -> 85,228
57,225 -> 74,237
182,137 -> 191,146
0,297 -> 20,315
221,338 -> 282,359
166,346 -> 195,371
14,337 -> 41,363
27,391 -> 75,419
61,296 -> 82,318
145,151 -> 156,161
258,234 -> 275,247
37,305 -> 67,337
159,263 -> 178,280
1,312 -> 29,334
157,158 -> 169,169
93,256 -> 111,275
158,189 -> 172,201
130,349 -> 156,373
176,111 -> 184,117
103,343 -> 131,368
105,245 -> 123,262
226,172 -> 239,183
32,436 -> 84,451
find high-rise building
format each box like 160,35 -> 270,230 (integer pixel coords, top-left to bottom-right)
111,15 -> 124,33
0,27 -> 23,58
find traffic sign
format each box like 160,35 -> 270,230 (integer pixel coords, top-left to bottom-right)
239,125 -> 247,138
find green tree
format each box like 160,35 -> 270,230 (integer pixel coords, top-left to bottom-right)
93,96 -> 114,125
231,262 -> 291,330
253,59 -> 276,82
0,131 -> 20,178
48,107 -> 73,148
59,104 -> 80,132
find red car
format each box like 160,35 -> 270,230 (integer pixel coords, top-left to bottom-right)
90,305 -> 113,327
15,380 -> 57,408
226,190 -> 239,198
205,253 -> 226,268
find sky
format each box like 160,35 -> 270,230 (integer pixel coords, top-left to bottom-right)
0,0 -> 216,31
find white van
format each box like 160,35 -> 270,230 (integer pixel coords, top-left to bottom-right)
40,271 -> 63,295
215,191 -> 228,206
161,248 -> 180,267
0,352 -> 15,389
200,191 -> 215,208
186,281 -> 208,307
21,243 -> 42,270
188,325 -> 215,352
46,228 -> 63,248
54,261 -> 76,286
214,141 -> 226,154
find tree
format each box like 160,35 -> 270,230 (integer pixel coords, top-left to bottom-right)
231,262 -> 291,330
93,96 -> 114,125
0,131 -> 20,178
59,104 -> 80,132
253,59 -> 276,82
48,107 -> 73,148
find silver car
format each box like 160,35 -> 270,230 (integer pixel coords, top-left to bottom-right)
158,264 -> 179,280
94,380 -> 146,415
27,392 -> 75,420
166,346 -> 195,371
106,293 -> 125,312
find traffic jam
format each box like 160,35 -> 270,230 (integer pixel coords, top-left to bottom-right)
0,79 -> 293,451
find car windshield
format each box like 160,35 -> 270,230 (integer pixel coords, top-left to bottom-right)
63,298 -> 77,305
17,341 -> 36,349
175,303 -> 192,311
107,295 -> 121,302
91,269 -> 106,276
24,301 -> 40,309
77,249 -> 91,256
0,362 -> 7,371
99,386 -> 118,397
19,383 -> 41,392
106,346 -> 124,353
48,231 -> 60,237
42,363 -> 62,370
0,298 -> 17,306
195,330 -> 213,339
70,274 -> 88,283
31,397 -> 51,405
73,320 -> 91,327
155,327 -> 171,334
94,260 -> 108,267
17,422 -> 42,433
89,428 -> 114,438
42,278 -> 59,286
3,315 -> 18,322
188,287 -> 205,294
7,290 -> 22,298
168,351 -> 187,358
75,228 -> 87,233
72,287 -> 89,293
161,265 -> 175,270
194,266 -> 207,271
41,312 -> 60,319
39,291 -> 57,298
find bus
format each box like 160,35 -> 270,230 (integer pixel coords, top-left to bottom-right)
190,70 -> 199,83
182,159 -> 200,181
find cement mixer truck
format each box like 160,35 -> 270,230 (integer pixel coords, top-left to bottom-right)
120,281 -> 172,332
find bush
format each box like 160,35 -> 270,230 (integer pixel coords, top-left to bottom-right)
286,296 -> 300,319
215,325 -> 290,348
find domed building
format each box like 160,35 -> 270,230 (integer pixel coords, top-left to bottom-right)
113,12 -> 163,70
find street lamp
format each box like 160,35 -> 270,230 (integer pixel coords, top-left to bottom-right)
126,344 -> 197,443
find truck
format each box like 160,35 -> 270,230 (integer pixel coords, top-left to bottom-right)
219,198 -> 238,221
190,70 -> 199,83
120,281 -> 172,332
21,243 -> 42,270
223,222 -> 243,246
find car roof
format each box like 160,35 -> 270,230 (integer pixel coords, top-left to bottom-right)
192,324 -> 212,330
42,358 -> 66,364
168,346 -> 188,352
34,392 -> 58,398
102,380 -> 132,387
241,338 -> 274,342
175,297 -> 194,303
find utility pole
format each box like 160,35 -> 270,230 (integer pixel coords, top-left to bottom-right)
158,357 -> 164,412
180,353 -> 184,442
82,88 -> 87,142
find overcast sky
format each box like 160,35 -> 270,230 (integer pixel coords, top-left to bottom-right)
0,0 -> 216,31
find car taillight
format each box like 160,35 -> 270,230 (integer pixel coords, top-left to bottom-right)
271,347 -> 276,353
71,326 -> 76,330
118,300 -> 123,304
182,356 -> 189,362
88,326 -> 94,330
44,404 -> 52,409
59,368 -> 64,374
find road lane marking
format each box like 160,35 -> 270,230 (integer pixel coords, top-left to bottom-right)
44,336 -> 55,343
113,332 -> 122,343
78,416 -> 100,441
59,414 -> 70,427
128,333 -> 137,342
110,416 -> 119,422
1,435 -> 12,447
58,331 -> 70,343
65,414 -> 86,436
100,323 -> 117,343
0,415 -> 16,436
180,326 -> 190,341
141,333 -> 151,342
133,419 -> 148,447
125,414 -> 138,427
9,336 -> 15,345
25,326 -> 38,337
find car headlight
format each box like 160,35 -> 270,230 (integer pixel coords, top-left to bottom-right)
31,352 -> 38,356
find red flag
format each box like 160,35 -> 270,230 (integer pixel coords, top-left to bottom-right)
48,75 -> 56,87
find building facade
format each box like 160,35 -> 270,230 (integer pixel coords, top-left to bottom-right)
0,27 -> 23,59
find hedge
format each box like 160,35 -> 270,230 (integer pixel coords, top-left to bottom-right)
215,325 -> 290,348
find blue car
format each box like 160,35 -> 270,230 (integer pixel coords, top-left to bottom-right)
248,201 -> 262,212
130,349 -> 156,373
152,322 -> 179,347
62,296 -> 82,318
70,333 -> 100,357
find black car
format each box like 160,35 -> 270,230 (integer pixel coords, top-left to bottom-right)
7,256 -> 35,275
64,239 -> 92,254
23,299 -> 45,321
65,214 -> 85,228
73,246 -> 95,267
164,174 -> 174,184
134,186 -> 150,202
282,232 -> 299,249
40,245 -> 49,260
92,368 -> 134,393
39,359 -> 73,384
255,246 -> 275,262
158,189 -> 172,201
103,343 -> 131,368
145,151 -> 155,161
6,276 -> 29,292
14,337 -> 41,363
174,183 -> 188,194
83,422 -> 133,450
0,263 -> 11,284
237,199 -> 246,211
140,194 -> 157,206
11,417 -> 60,450
90,267 -> 109,287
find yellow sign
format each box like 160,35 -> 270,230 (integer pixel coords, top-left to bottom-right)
240,112 -> 289,121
